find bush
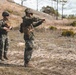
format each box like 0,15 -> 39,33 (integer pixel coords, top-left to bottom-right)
49,26 -> 57,30
70,21 -> 76,26
6,9 -> 13,13
6,9 -> 20,16
41,6 -> 60,16
61,30 -> 75,37
67,15 -> 76,19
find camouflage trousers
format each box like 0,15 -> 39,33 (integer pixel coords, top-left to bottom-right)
24,39 -> 33,64
24,34 -> 34,64
0,34 -> 9,58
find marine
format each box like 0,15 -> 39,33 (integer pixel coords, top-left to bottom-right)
20,8 -> 45,67
0,11 -> 12,61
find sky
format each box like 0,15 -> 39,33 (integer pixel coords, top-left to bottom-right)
14,0 -> 76,15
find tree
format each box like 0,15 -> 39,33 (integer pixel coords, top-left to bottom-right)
41,6 -> 60,16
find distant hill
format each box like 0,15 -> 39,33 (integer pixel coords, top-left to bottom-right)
0,0 -> 75,29
0,0 -> 56,27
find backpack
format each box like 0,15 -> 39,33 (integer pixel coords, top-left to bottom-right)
19,23 -> 23,33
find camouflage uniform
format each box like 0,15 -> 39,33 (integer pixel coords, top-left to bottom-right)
20,8 -> 45,66
0,19 -> 9,60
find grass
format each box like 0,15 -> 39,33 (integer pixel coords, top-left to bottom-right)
61,30 -> 75,37
70,21 -> 76,27
0,67 -> 26,75
49,26 -> 57,30
6,9 -> 20,16
0,67 -> 46,75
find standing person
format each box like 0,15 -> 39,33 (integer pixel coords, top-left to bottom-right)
0,11 -> 12,61
20,8 -> 45,67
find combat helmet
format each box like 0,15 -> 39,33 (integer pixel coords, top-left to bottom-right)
25,8 -> 33,15
2,11 -> 9,17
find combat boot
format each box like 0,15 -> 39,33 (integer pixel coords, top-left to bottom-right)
24,62 -> 34,67
4,52 -> 8,60
24,60 -> 29,67
0,50 -> 4,61
24,62 -> 28,67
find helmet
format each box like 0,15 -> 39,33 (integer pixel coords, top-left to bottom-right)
25,8 -> 33,14
2,11 -> 9,17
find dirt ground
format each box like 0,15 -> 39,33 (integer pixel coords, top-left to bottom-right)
0,27 -> 76,75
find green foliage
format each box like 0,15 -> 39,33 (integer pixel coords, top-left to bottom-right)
49,26 -> 57,30
41,6 -> 60,16
67,15 -> 76,19
61,30 -> 75,37
6,9 -> 20,16
6,9 -> 13,13
70,21 -> 76,26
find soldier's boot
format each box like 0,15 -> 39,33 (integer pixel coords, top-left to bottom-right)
24,61 -> 34,67
24,60 -> 29,67
24,60 -> 34,67
4,52 -> 8,60
0,51 -> 4,61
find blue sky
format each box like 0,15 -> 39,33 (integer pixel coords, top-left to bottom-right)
14,0 -> 76,15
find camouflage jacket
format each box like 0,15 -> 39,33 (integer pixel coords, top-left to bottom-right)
20,16 -> 44,39
0,19 -> 9,35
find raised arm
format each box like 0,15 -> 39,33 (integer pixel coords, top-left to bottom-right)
33,19 -> 45,27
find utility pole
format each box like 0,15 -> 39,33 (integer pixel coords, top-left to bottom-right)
21,0 -> 26,6
52,0 -> 59,20
61,0 -> 64,20
21,0 -> 23,5
56,0 -> 58,20
60,0 -> 67,19
37,0 -> 38,11
53,0 -> 67,20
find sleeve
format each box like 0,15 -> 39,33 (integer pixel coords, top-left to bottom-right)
23,16 -> 33,21
19,23 -> 23,33
0,22 -> 4,30
25,16 -> 41,22
33,19 -> 44,27
32,17 -> 41,22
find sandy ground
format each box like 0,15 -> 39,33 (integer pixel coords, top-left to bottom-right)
0,28 -> 76,75
0,0 -> 76,75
